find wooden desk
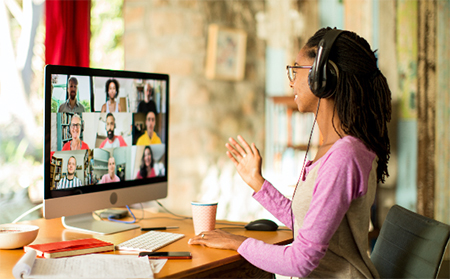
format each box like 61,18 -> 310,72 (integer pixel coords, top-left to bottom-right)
0,211 -> 293,278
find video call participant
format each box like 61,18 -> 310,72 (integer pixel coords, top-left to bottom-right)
99,113 -> 127,148
189,28 -> 392,278
58,77 -> 86,113
62,114 -> 90,151
137,82 -> 157,116
99,157 -> 120,184
136,146 -> 156,179
56,156 -> 83,189
101,79 -> 122,113
136,111 -> 161,145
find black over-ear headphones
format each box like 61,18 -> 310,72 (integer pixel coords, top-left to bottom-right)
308,28 -> 344,99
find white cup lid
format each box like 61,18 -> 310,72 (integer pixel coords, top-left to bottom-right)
191,201 -> 218,206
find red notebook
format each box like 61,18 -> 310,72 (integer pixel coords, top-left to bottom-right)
24,238 -> 114,258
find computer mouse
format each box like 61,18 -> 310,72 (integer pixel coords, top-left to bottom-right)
245,219 -> 278,231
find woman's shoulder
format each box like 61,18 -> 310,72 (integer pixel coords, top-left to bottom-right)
324,136 -> 376,166
135,171 -> 143,179
332,136 -> 373,155
62,141 -> 70,151
81,141 -> 90,149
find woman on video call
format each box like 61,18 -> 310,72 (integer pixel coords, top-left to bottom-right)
62,114 -> 90,151
189,27 -> 391,278
136,146 -> 157,179
101,78 -> 122,113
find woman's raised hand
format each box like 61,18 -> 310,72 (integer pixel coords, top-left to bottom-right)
225,135 -> 265,192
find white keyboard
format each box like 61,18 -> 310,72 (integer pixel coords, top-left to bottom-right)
116,230 -> 185,252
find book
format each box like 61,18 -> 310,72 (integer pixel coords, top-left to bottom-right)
24,238 -> 114,258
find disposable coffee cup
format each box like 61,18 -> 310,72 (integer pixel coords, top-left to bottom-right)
191,201 -> 218,235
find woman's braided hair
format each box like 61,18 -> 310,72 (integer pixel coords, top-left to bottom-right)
305,27 -> 392,183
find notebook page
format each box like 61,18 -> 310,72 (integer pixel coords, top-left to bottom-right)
23,254 -> 153,278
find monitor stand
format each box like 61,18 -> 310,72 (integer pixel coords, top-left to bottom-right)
62,213 -> 139,235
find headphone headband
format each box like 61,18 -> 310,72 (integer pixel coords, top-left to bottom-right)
308,28 -> 344,98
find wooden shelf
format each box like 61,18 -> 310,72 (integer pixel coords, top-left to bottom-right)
271,96 -> 297,110
270,96 -> 321,151
287,144 -> 309,151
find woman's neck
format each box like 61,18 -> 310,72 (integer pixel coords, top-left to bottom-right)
311,100 -> 346,163
71,138 -> 80,150
316,100 -> 346,145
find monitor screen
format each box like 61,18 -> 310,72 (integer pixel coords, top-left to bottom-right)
43,65 -> 169,234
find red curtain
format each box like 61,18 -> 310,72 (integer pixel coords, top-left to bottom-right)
45,0 -> 91,67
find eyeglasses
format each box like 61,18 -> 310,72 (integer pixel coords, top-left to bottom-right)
286,65 -> 312,82
70,123 -> 81,129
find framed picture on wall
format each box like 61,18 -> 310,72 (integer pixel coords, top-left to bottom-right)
205,24 -> 247,81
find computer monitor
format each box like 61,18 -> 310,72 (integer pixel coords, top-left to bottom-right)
43,65 -> 169,234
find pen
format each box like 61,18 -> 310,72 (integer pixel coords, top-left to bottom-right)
141,226 -> 179,231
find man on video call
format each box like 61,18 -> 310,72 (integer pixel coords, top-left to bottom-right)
136,111 -> 161,145
58,77 -> 86,113
56,156 -> 83,189
137,82 -> 157,116
99,113 -> 127,148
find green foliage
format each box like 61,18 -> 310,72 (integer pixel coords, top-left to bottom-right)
81,100 -> 91,112
51,99 -> 58,113
90,0 -> 124,69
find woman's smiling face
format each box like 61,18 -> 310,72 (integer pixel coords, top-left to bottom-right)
290,47 -> 319,113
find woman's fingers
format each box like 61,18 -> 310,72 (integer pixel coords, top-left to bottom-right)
226,150 -> 239,166
251,142 -> 260,157
188,230 -> 247,250
237,135 -> 253,156
228,135 -> 254,159
228,137 -> 246,158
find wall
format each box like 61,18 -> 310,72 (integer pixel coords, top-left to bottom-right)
122,0 -> 450,229
123,0 -> 266,218
436,0 -> 450,226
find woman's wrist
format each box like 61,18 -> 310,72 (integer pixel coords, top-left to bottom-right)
232,236 -> 248,250
250,176 -> 265,193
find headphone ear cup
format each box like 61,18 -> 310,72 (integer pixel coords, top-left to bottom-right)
309,59 -> 332,98
320,60 -> 338,99
308,42 -> 328,98
308,59 -> 319,96
308,28 -> 343,98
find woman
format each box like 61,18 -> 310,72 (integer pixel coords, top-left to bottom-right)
101,79 -> 122,113
62,114 -> 89,151
136,146 -> 157,179
99,157 -> 120,184
189,27 -> 391,278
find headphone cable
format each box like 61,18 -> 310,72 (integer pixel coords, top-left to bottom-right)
290,98 -> 321,238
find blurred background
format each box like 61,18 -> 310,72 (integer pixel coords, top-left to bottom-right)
0,1 -> 449,259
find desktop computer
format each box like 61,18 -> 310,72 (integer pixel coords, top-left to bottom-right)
43,65 -> 170,234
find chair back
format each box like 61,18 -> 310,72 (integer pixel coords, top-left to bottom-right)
371,205 -> 450,278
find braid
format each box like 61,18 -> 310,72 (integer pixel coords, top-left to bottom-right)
306,28 -> 392,183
